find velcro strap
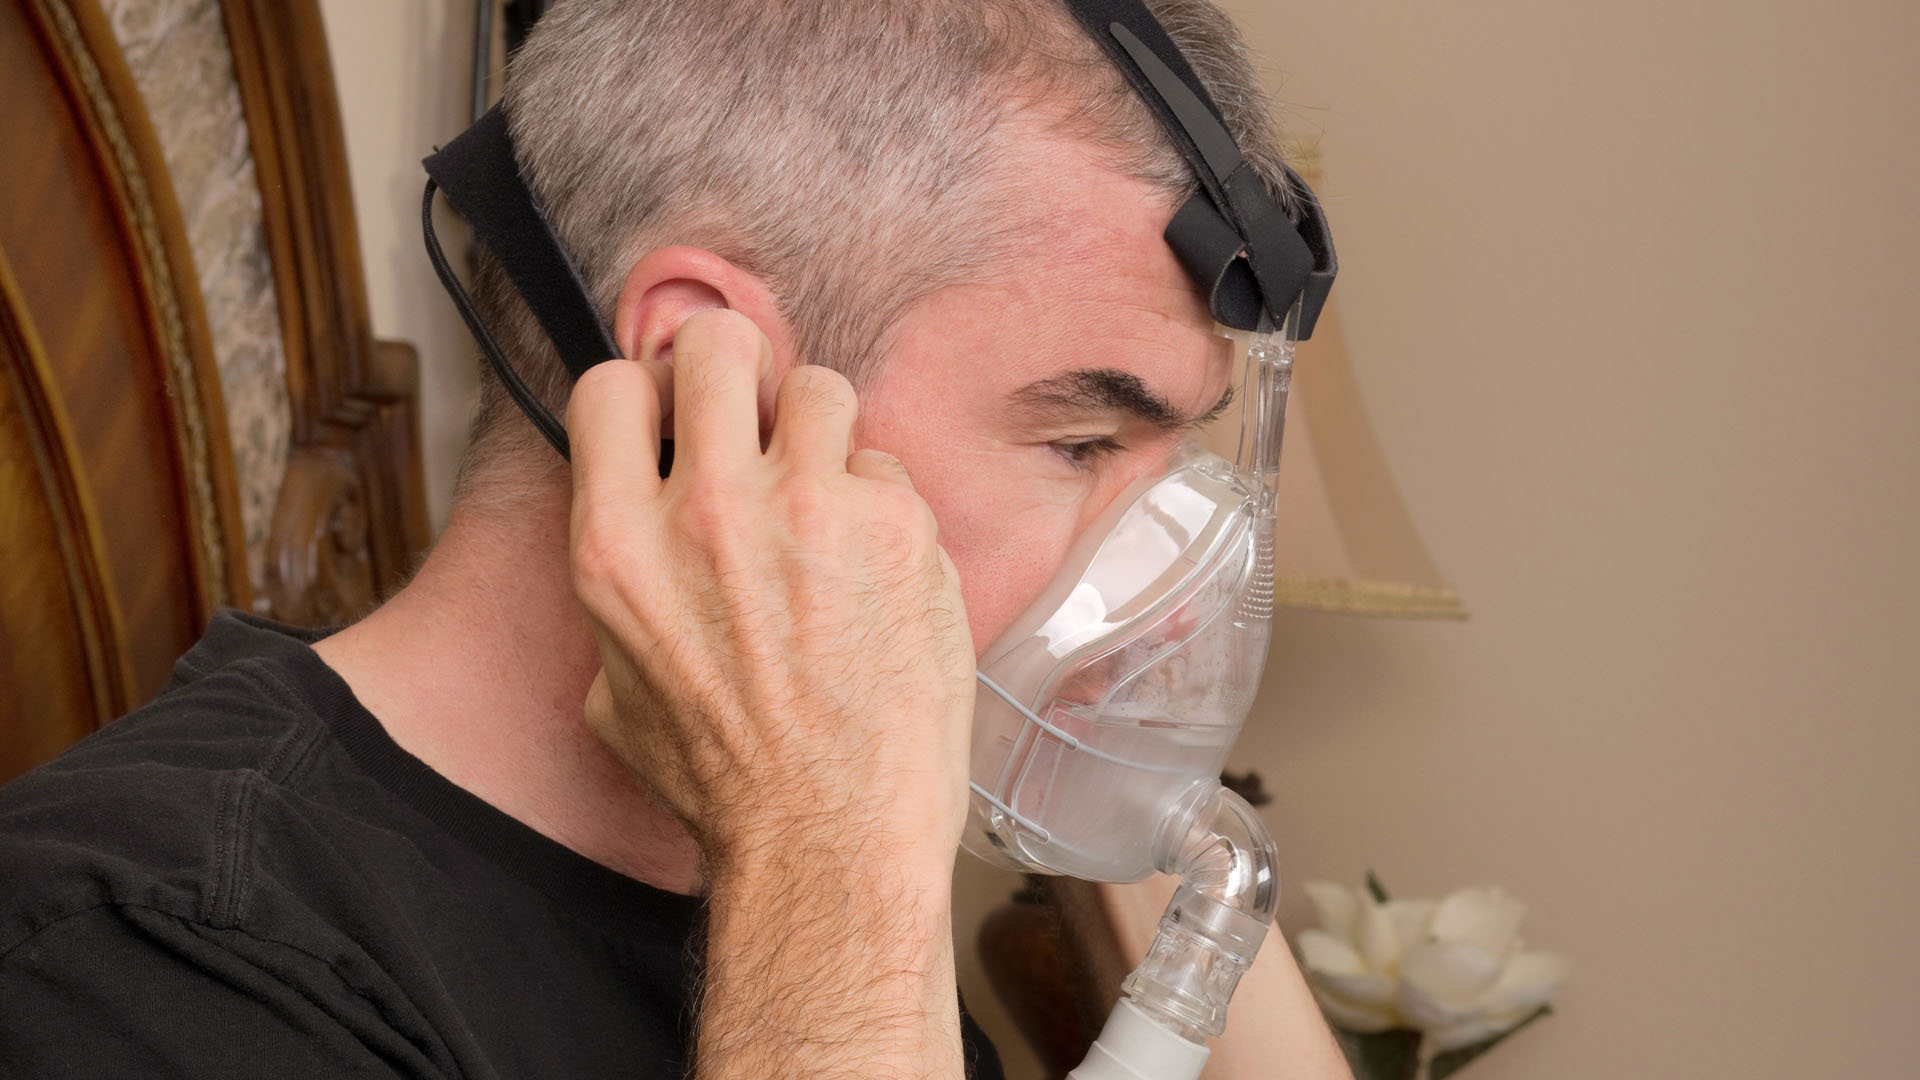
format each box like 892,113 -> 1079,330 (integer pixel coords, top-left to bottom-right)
1224,165 -> 1315,331
1166,195 -> 1260,330
1061,0 -> 1337,336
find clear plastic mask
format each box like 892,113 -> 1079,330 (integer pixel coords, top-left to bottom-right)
964,310 -> 1298,882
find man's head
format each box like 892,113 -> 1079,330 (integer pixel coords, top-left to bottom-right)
455,0 -> 1297,650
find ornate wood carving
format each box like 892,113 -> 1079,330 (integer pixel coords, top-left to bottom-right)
219,0 -> 429,623
0,0 -> 428,781
0,249 -> 138,780
0,0 -> 249,723
266,447 -> 377,627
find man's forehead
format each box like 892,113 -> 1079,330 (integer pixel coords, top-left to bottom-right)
997,180 -> 1218,373
995,133 -> 1201,301
878,124 -> 1225,414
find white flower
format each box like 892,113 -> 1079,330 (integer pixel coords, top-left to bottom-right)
1298,881 -> 1571,1051
1296,881 -> 1435,1032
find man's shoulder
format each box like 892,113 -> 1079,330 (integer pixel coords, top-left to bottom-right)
0,611 -> 339,954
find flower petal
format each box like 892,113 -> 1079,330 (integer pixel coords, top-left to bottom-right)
1426,1013 -> 1522,1052
1318,971 -> 1398,1007
1310,983 -> 1403,1033
1355,898 -> 1401,973
1382,899 -> 1437,956
1480,950 -> 1572,1015
1430,886 -> 1528,955
1298,929 -> 1366,977
1397,942 -> 1505,1028
1402,943 -> 1505,1005
1304,880 -> 1362,941
1301,929 -> 1400,1004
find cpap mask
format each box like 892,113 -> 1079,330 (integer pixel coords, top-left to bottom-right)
965,322 -> 1308,1073
421,3 -> 1334,1077
965,324 -> 1296,885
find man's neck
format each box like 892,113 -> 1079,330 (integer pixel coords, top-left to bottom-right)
312,478 -> 703,895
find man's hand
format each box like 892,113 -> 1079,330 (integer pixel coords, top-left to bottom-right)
566,309 -> 974,1078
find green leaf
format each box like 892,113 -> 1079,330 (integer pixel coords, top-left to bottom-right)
1334,1028 -> 1422,1080
1366,870 -> 1391,904
1427,1005 -> 1553,1080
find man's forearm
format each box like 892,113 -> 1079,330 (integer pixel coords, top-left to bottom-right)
697,845 -> 963,1080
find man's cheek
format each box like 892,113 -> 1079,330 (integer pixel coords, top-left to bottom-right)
873,437 -> 1082,653
941,510 -> 1077,657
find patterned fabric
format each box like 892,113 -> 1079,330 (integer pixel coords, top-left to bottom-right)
101,0 -> 290,596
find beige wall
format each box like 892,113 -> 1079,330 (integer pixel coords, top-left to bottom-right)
1197,0 -> 1919,1076
323,2 -> 1920,1076
319,0 -> 481,529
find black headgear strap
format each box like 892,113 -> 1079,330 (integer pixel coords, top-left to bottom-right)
422,105 -> 617,460
421,2 -> 1337,459
1059,0 -> 1336,338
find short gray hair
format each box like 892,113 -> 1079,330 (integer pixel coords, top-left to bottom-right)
457,0 -> 1294,486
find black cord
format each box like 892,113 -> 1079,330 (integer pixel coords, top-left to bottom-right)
422,179 -> 572,459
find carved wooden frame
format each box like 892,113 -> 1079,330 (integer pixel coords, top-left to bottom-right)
219,0 -> 430,625
1,0 -> 431,778
0,247 -> 137,761
22,0 -> 254,615
3,0 -> 262,772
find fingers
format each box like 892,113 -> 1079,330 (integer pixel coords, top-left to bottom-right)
672,309 -> 774,474
766,366 -> 858,471
582,667 -> 615,742
846,448 -> 914,486
568,358 -> 668,510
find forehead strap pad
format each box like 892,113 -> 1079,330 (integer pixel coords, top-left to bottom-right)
1059,0 -> 1337,338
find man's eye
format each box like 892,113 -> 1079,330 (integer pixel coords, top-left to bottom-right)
1050,436 -> 1126,471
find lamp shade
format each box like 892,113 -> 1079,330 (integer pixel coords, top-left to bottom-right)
1202,295 -> 1467,620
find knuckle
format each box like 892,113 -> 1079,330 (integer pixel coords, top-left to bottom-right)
881,485 -> 937,537
911,498 -> 940,542
777,472 -> 832,531
848,448 -> 909,484
670,482 -> 740,540
586,355 -> 654,399
777,366 -> 857,434
570,517 -> 630,594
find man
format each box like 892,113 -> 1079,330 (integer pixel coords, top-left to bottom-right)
0,1 -> 1350,1076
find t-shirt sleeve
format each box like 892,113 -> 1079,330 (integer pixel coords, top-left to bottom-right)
0,905 -> 443,1079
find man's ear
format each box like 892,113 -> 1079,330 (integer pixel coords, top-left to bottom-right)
612,245 -> 795,383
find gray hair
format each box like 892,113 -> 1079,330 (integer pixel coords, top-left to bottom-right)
457,0 -> 1294,486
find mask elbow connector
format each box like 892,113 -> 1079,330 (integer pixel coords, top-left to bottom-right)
1070,781 -> 1277,1080
1131,779 -> 1278,1039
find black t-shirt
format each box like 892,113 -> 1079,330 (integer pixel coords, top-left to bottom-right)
0,612 -> 1004,1079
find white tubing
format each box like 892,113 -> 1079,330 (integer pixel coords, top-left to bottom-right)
1067,1000 -> 1211,1080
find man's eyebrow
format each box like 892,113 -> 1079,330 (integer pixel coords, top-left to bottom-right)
1010,368 -> 1235,431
